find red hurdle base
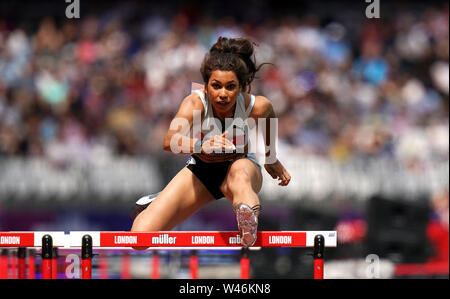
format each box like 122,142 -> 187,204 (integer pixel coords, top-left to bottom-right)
28,249 -> 36,279
189,251 -> 198,279
82,258 -> 92,279
18,248 -> 26,279
240,248 -> 250,279
0,250 -> 8,279
98,255 -> 108,279
151,251 -> 160,279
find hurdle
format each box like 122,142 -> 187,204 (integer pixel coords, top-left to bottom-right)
0,231 -> 337,279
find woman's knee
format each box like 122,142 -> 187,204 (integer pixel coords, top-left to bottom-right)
227,163 -> 262,193
227,169 -> 252,191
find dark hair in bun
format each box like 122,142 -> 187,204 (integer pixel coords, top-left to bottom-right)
200,36 -> 268,92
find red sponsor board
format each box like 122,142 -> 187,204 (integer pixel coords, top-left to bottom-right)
0,233 -> 35,247
261,231 -> 307,247
99,231 -> 307,247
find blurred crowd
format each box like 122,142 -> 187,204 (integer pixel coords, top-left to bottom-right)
0,1 -> 448,167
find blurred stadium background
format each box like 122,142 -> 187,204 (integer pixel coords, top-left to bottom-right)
0,0 -> 448,278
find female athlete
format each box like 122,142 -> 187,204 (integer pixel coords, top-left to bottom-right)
131,36 -> 291,247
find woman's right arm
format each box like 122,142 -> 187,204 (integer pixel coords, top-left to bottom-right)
163,93 -> 204,154
163,93 -> 235,158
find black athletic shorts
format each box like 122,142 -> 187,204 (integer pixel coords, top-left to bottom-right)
186,155 -> 233,200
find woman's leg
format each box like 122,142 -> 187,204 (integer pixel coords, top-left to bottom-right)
220,158 -> 263,247
220,158 -> 263,214
131,167 -> 215,232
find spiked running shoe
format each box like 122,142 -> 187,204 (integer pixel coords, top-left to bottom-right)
236,203 -> 258,247
130,192 -> 160,220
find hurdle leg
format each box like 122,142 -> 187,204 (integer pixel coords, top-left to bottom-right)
81,235 -> 93,279
0,249 -> 9,279
18,248 -> 27,279
98,254 -> 109,279
122,252 -> 131,279
28,249 -> 36,279
151,251 -> 160,279
41,235 -> 53,279
189,250 -> 198,279
313,235 -> 324,279
51,248 -> 58,279
10,250 -> 17,279
240,248 -> 250,279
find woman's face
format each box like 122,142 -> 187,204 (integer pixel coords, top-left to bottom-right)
206,70 -> 240,117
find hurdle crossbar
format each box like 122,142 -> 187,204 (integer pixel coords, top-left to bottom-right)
1,231 -> 337,248
0,231 -> 336,279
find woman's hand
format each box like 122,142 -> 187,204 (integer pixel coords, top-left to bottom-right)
201,131 -> 236,154
264,159 -> 291,186
194,132 -> 244,163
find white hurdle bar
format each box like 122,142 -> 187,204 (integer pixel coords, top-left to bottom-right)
67,231 -> 337,248
0,231 -> 337,248
0,231 -> 336,279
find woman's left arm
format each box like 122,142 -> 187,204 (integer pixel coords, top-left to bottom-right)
251,96 -> 291,186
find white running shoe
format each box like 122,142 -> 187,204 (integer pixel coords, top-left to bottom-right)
236,203 -> 258,247
130,192 -> 159,220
